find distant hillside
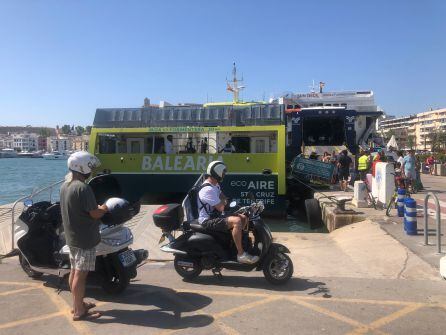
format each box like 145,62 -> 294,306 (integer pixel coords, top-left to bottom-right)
0,126 -> 56,135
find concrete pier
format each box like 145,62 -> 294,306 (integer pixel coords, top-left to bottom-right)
314,190 -> 366,232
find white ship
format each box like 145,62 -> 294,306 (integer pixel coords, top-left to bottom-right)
42,151 -> 69,160
0,148 -> 18,158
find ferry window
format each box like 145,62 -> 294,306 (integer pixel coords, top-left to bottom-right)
217,131 -> 277,153
154,136 -> 165,154
270,105 -> 280,118
210,108 -> 218,120
128,139 -> 144,154
145,137 -> 154,153
231,137 -> 250,153
190,109 -> 198,120
255,139 -> 266,153
98,135 -> 116,154
116,139 -> 126,153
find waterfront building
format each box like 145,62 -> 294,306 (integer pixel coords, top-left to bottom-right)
414,108 -> 446,150
48,137 -> 71,153
37,136 -> 47,151
12,133 -> 39,152
377,107 -> 446,150
378,115 -> 416,149
0,135 -> 14,149
71,134 -> 90,151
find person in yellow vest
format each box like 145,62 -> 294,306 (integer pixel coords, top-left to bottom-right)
358,150 -> 370,181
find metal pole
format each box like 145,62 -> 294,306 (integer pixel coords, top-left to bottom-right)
424,195 -> 429,246
437,204 -> 442,254
423,192 -> 442,254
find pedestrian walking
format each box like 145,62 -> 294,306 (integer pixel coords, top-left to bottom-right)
337,149 -> 352,192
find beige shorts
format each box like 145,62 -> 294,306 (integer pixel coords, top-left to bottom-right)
69,246 -> 96,272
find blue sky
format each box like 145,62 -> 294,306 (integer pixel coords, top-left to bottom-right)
0,0 -> 445,126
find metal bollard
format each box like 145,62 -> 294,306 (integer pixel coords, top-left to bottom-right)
423,192 -> 442,254
397,188 -> 406,217
404,198 -> 417,235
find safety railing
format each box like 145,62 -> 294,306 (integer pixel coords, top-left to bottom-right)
9,179 -> 64,252
423,192 -> 443,254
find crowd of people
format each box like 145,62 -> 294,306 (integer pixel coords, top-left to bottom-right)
308,148 -> 433,192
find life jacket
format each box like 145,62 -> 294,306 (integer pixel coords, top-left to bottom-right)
358,155 -> 369,171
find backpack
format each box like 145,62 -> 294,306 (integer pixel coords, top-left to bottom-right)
187,182 -> 213,220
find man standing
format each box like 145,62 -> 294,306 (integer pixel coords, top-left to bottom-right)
337,150 -> 353,192
397,151 -> 405,167
403,150 -> 417,191
357,150 -> 370,181
60,151 -> 107,321
200,137 -> 208,154
198,161 -> 259,264
220,140 -> 236,153
164,135 -> 174,154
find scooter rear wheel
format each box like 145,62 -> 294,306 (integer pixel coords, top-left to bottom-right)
174,255 -> 202,280
19,253 -> 43,279
263,253 -> 293,285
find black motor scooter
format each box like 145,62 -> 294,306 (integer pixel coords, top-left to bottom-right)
153,191 -> 293,285
15,175 -> 148,294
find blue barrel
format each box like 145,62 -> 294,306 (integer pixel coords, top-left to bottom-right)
397,188 -> 406,217
404,198 -> 417,235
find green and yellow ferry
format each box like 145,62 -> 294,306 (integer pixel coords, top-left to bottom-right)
89,102 -> 382,217
89,101 -> 287,215
89,65 -> 382,216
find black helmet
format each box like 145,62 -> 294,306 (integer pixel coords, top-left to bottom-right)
207,161 -> 227,182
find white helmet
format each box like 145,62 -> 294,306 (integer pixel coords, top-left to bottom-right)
67,151 -> 100,175
207,161 -> 227,182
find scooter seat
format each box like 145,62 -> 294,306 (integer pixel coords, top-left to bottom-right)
189,221 -> 208,233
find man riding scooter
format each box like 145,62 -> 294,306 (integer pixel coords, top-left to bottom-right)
198,161 -> 259,264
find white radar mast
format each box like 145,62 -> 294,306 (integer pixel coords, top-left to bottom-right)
226,62 -> 245,103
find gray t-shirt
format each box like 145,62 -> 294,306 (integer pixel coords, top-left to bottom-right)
60,180 -> 100,249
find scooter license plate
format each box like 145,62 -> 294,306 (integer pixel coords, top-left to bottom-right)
118,250 -> 137,267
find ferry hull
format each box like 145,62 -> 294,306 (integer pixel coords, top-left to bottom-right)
104,173 -> 286,217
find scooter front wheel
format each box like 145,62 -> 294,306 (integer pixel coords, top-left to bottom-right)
19,253 -> 43,279
101,260 -> 130,294
263,253 -> 293,285
174,255 -> 202,280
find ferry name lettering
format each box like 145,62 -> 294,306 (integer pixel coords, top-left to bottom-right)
141,155 -> 223,171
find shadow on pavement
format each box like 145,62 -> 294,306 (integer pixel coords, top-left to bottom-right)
43,279 -> 214,330
184,274 -> 330,295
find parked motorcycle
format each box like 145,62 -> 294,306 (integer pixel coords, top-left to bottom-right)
153,198 -> 293,285
15,175 -> 148,294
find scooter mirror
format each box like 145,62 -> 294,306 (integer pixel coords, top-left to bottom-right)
23,199 -> 33,207
229,201 -> 237,208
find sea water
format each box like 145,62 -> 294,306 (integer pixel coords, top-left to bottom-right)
0,158 -> 67,205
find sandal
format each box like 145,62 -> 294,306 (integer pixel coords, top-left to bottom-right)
71,302 -> 96,314
73,310 -> 102,321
